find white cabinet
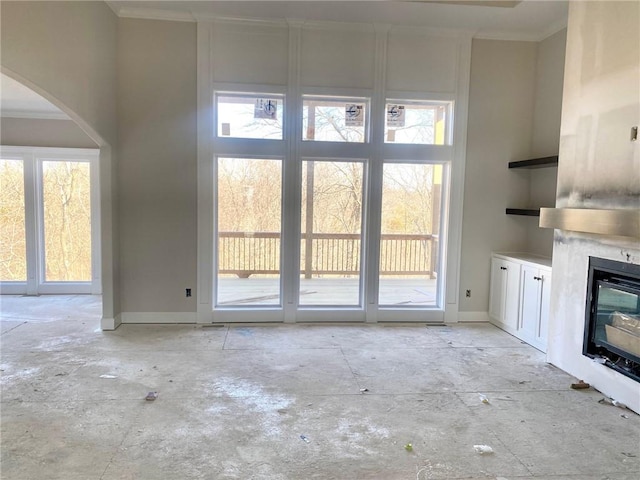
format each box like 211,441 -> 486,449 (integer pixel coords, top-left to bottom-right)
518,264 -> 552,352
489,256 -> 521,335
489,253 -> 552,352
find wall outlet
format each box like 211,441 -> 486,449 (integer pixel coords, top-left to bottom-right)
186,288 -> 192,298
465,289 -> 471,298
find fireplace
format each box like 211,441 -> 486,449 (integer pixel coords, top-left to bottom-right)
583,257 -> 640,382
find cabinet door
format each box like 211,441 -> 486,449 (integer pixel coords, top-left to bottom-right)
503,259 -> 521,332
519,264 -> 541,345
489,257 -> 506,322
489,256 -> 520,333
536,269 -> 552,352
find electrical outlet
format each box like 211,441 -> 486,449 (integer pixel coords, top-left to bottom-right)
465,289 -> 471,298
186,288 -> 192,298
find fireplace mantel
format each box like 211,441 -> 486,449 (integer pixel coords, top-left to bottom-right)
539,208 -> 640,238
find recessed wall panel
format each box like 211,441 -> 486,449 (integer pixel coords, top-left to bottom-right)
300,27 -> 375,89
212,22 -> 289,85
386,31 -> 458,92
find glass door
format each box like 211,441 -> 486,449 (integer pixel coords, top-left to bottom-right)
378,163 -> 443,307
299,159 -> 365,307
215,157 -> 283,307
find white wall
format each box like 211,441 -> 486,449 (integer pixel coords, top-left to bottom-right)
459,39 -> 537,313
118,18 -> 198,315
547,1 -> 640,412
526,29 -> 567,258
0,1 -> 120,325
1,118 -> 97,149
459,30 -> 567,314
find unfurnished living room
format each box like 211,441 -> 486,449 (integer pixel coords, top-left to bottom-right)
0,1 -> 639,479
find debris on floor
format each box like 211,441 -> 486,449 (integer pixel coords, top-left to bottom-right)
473,444 -> 494,455
478,393 -> 490,404
299,435 -> 310,444
598,397 -> 627,409
621,414 -> 629,419
145,391 -> 158,401
622,452 -> 637,457
99,374 -> 117,379
360,388 -> 369,393
404,443 -> 413,452
570,379 -> 590,389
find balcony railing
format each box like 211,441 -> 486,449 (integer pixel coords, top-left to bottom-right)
218,231 -> 438,279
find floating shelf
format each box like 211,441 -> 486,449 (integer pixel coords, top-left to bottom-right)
508,155 -> 558,169
506,208 -> 541,217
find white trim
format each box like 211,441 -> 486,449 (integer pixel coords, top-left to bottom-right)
100,313 -> 121,331
213,83 -> 288,95
203,309 -> 283,324
0,283 -> 26,295
442,32 -> 473,324
474,20 -> 567,42
1,110 -> 70,120
377,309 -> 444,323
120,312 -> 197,324
107,4 -> 196,23
458,311 -> 490,322
197,22 -> 215,324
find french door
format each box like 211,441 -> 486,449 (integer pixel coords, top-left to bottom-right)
0,147 -> 100,295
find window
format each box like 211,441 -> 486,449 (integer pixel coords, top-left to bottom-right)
0,159 -> 26,281
385,100 -> 452,145
0,147 -> 100,294
216,93 -> 284,140
303,96 -> 369,143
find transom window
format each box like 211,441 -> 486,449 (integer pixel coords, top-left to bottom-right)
302,96 -> 369,143
215,92 -> 284,140
385,100 -> 452,145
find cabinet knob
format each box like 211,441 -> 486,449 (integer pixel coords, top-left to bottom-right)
500,267 -> 507,271
534,276 -> 542,281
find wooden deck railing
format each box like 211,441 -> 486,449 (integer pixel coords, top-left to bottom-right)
218,232 -> 438,279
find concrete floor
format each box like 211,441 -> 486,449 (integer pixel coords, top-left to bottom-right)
1,296 -> 639,480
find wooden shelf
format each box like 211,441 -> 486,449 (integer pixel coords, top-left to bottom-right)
506,208 -> 541,217
508,155 -> 558,169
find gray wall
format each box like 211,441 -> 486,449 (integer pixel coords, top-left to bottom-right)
118,18 -> 198,313
1,118 -> 96,148
459,39 -> 538,313
527,29 -> 567,257
459,32 -> 567,313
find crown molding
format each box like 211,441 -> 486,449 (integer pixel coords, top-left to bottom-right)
1,110 -> 71,120
107,3 -> 196,22
106,2 -> 566,42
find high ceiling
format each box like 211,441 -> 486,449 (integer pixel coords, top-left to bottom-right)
108,0 -> 568,41
1,1 -> 568,117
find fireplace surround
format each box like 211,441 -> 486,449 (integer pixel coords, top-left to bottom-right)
583,257 -> 640,382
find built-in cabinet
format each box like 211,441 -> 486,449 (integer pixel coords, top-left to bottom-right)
489,253 -> 552,352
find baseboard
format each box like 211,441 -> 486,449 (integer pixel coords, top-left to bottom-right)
101,313 -> 122,331
457,311 -> 489,322
120,312 -> 197,324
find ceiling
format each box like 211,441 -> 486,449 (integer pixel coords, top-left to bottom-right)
1,74 -> 69,120
108,0 -> 568,41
